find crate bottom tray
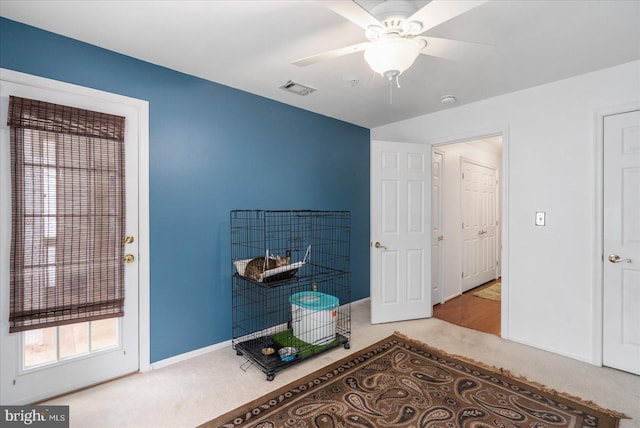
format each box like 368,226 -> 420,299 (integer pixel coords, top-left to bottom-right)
234,331 -> 349,381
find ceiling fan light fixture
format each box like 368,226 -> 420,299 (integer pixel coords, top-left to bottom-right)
364,37 -> 421,80
365,24 -> 385,41
404,20 -> 423,35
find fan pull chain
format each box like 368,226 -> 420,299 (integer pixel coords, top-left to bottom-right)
388,74 -> 402,104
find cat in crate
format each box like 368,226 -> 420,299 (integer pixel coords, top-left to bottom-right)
244,254 -> 290,281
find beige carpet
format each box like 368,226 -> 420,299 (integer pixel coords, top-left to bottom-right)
474,281 -> 501,301
40,299 -> 640,428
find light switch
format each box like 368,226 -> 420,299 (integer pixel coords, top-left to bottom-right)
535,212 -> 546,226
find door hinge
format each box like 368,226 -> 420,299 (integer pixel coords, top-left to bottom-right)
461,222 -> 464,229
462,172 -> 465,179
461,272 -> 464,278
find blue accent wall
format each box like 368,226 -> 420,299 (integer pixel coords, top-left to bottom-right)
1,18 -> 371,363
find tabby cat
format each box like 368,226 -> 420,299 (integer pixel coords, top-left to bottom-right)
244,255 -> 290,281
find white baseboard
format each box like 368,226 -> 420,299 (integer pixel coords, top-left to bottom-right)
150,297 -> 370,371
150,339 -> 232,370
507,335 -> 595,366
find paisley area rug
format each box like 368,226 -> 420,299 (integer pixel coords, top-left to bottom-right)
200,333 -> 623,428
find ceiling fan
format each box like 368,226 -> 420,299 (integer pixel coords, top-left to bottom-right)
292,0 -> 492,83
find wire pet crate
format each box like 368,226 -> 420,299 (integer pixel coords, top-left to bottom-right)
230,210 -> 351,381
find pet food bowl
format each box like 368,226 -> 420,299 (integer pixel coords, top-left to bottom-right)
261,347 -> 275,356
278,347 -> 297,362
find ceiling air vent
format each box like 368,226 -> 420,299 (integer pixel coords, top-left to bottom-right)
280,80 -> 316,96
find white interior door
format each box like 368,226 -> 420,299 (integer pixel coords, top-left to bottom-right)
461,160 -> 497,292
603,110 -> 640,375
370,140 -> 430,324
431,150 -> 444,305
0,73 -> 142,404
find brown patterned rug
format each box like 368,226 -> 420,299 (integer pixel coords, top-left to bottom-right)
201,333 -> 624,428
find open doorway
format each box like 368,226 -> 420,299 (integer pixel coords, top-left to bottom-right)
431,136 -> 502,335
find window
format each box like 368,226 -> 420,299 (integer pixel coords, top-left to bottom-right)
23,319 -> 119,369
8,96 -> 126,333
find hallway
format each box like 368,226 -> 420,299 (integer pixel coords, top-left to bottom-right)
433,279 -> 501,335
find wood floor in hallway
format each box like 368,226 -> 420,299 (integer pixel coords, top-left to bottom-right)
433,279 -> 501,335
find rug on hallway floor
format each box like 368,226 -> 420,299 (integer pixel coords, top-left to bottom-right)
200,332 -> 624,428
473,281 -> 501,301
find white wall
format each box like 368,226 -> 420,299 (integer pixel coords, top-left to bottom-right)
373,60 -> 640,364
436,140 -> 502,302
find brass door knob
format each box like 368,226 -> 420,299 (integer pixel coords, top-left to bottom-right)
124,254 -> 135,263
374,241 -> 387,250
125,235 -> 135,244
608,254 -> 631,263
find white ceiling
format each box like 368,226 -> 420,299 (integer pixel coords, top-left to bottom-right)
1,0 -> 639,129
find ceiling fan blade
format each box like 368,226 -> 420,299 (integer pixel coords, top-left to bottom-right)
292,42 -> 370,67
408,0 -> 488,34
419,37 -> 494,63
321,0 -> 382,30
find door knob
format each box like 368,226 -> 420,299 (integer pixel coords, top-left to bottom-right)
124,254 -> 135,263
124,235 -> 135,244
608,254 -> 632,263
374,241 -> 387,250
437,235 -> 444,241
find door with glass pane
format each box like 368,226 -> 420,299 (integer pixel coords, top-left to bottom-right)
0,75 -> 140,404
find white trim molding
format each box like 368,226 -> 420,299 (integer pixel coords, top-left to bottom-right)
427,125 -> 511,340
0,68 -> 151,378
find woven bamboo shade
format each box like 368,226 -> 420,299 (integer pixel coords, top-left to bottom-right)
8,96 -> 126,333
